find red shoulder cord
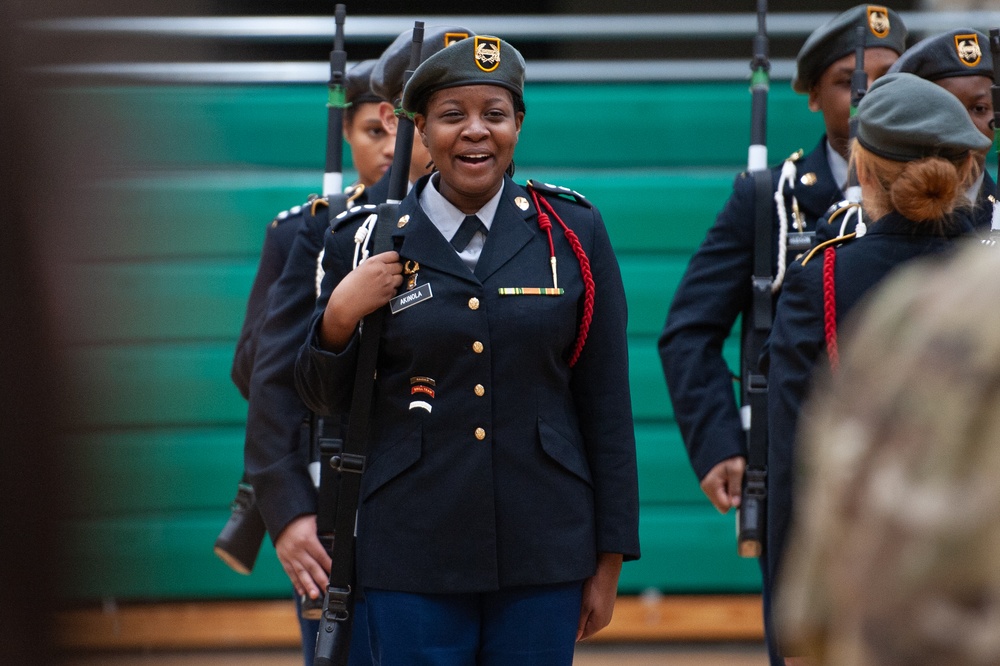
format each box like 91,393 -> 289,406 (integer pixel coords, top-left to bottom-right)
822,246 -> 840,373
528,189 -> 595,367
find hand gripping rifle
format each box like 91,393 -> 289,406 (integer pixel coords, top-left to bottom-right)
300,2 -> 352,622
213,6 -> 351,578
313,22 -> 424,666
737,0 -> 771,559
987,29 -> 1000,246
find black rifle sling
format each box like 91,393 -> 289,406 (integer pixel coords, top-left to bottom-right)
314,191 -> 350,543
746,170 -> 773,470
324,202 -> 395,615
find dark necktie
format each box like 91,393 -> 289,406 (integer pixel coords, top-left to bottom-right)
450,215 -> 486,252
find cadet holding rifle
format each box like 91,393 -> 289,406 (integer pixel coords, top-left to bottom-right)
764,72 -> 990,660
296,35 -> 639,664
658,6 -> 905,665
885,29 -> 996,230
242,24 -> 473,666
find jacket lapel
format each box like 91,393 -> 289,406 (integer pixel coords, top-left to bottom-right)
473,177 -> 536,283
791,138 -> 845,221
391,192 -> 479,285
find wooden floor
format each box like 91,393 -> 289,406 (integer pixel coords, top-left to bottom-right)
57,596 -> 764,650
64,643 -> 769,666
58,596 -> 769,664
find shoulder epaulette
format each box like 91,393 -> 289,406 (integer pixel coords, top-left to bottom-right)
270,193 -> 325,227
331,204 -> 379,233
526,180 -> 592,209
271,203 -> 306,228
800,233 -> 857,267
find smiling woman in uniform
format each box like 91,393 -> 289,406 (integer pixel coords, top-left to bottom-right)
295,35 -> 640,665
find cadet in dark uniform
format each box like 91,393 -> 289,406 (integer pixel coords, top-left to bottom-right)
764,72 -> 991,658
231,59 -> 390,401
296,36 -> 640,665
657,8 -> 905,663
232,57 -> 389,666
244,27 -> 474,666
886,29 -> 996,231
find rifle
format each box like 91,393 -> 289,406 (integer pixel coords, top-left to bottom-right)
213,476 -> 267,574
988,29 -> 1000,244
313,22 -> 425,666
300,2 -> 351,622
737,0 -> 770,559
837,25 -> 867,237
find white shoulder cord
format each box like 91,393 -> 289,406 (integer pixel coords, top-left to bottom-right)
772,158 -> 798,293
315,249 -> 325,298
841,185 -> 866,238
351,213 -> 379,270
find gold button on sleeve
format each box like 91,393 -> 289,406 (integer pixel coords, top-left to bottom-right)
472,341 -> 484,354
474,384 -> 485,397
475,428 -> 486,441
468,297 -> 480,310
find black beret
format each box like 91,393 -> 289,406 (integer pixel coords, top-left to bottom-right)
370,26 -> 476,103
856,72 -> 992,162
793,5 -> 908,93
345,59 -> 382,106
887,29 -> 993,82
402,36 -> 526,115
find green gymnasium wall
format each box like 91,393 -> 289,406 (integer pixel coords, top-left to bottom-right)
53,81 -> 827,600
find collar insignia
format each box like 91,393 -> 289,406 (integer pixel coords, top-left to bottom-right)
955,34 -> 982,67
867,6 -> 890,38
514,196 -> 530,211
474,36 -> 501,73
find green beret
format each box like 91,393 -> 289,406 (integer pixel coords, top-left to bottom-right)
793,4 -> 908,93
370,26 -> 475,103
856,72 -> 992,162
887,29 -> 993,82
402,36 -> 526,115
345,59 -> 382,106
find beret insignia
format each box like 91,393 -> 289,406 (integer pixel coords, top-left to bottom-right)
955,34 -> 982,67
474,36 -> 501,73
867,6 -> 890,39
444,32 -> 469,47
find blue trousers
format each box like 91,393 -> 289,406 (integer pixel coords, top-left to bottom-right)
295,591 -> 373,666
365,582 -> 583,666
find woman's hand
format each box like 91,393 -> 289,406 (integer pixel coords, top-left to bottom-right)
274,514 -> 332,601
320,250 -> 403,351
577,552 -> 624,641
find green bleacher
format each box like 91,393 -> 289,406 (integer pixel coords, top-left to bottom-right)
57,80 -> 828,600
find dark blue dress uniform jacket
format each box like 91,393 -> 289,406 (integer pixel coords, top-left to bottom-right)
658,138 -> 843,480
231,210 -> 302,399
245,176 -> 386,540
812,171 -> 997,245
295,175 -> 641,594
763,211 -> 974,587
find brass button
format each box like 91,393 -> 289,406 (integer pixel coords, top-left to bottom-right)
472,341 -> 484,354
468,297 -> 480,310
475,428 -> 486,441
474,384 -> 485,397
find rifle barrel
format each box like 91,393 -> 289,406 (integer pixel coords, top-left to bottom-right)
323,3 -> 348,195
386,21 -> 424,203
747,0 -> 769,171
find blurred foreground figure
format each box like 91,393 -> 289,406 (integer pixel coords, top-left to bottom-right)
777,243 -> 1000,665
